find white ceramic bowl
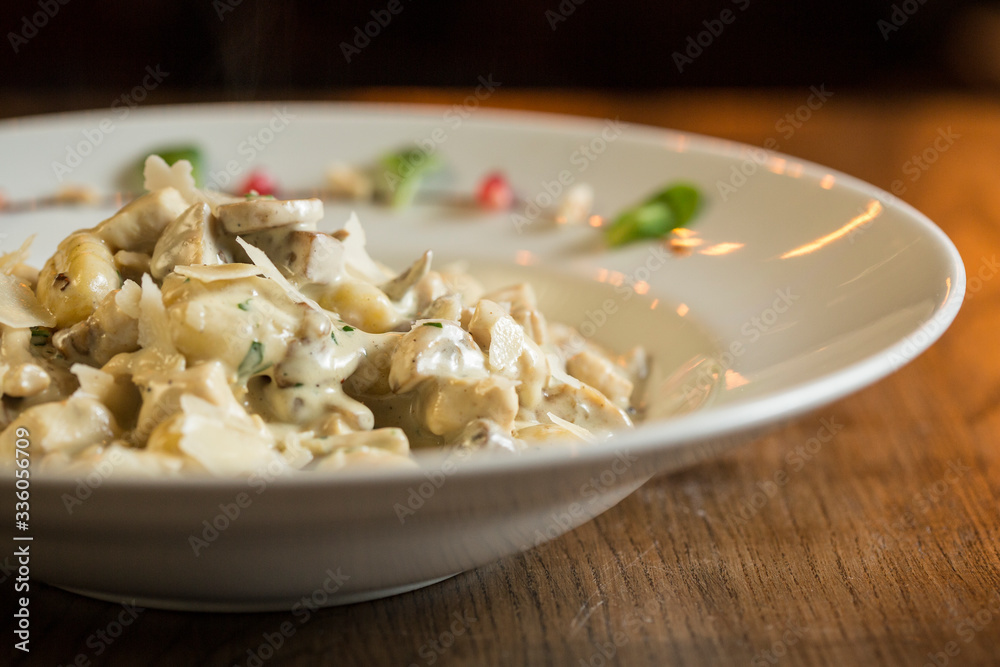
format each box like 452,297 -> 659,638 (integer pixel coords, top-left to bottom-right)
0,103 -> 964,610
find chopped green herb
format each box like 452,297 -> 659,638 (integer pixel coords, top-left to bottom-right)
330,331 -> 338,344
341,325 -> 355,332
376,147 -> 443,207
237,299 -> 251,311
422,322 -> 444,328
605,182 -> 703,247
293,382 -> 304,388
29,327 -> 51,346
237,341 -> 271,378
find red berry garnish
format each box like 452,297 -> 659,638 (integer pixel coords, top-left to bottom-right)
476,172 -> 513,210
239,169 -> 277,196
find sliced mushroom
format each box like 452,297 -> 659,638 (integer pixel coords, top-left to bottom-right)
52,286 -> 140,366
413,271 -> 449,311
113,250 -> 151,284
381,251 -> 432,301
388,321 -> 488,394
94,187 -> 190,254
241,229 -> 344,285
419,294 -> 463,322
150,203 -> 227,280
217,198 -> 324,233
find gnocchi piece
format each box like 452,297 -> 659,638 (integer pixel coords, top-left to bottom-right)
36,232 -> 120,328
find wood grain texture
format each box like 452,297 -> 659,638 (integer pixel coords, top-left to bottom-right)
4,90 -> 1000,667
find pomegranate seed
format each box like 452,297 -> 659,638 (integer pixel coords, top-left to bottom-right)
476,172 -> 513,210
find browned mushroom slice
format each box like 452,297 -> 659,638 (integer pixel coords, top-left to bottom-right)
381,251 -> 432,301
240,229 -> 344,285
216,198 -> 324,233
53,284 -> 141,366
94,187 -> 190,254
150,203 -> 228,280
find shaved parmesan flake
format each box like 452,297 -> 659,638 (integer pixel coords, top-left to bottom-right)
235,237 -> 323,312
546,412 -> 598,442
174,263 -> 264,282
144,155 -> 200,204
71,363 -> 116,400
175,394 -> 288,476
138,274 -> 175,352
143,155 -> 241,212
0,273 -> 56,328
340,212 -> 393,284
115,279 -> 142,319
0,235 -> 34,275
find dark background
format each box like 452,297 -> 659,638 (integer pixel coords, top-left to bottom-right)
1,0 -> 998,96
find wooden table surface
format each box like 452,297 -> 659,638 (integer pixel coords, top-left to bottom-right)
4,89 -> 1000,666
